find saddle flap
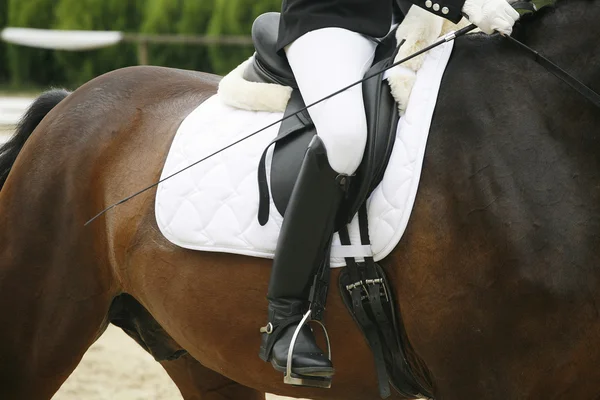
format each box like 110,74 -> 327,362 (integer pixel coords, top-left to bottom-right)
263,39 -> 400,227
339,58 -> 400,224
270,91 -> 315,216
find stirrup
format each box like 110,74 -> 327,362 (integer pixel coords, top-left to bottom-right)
283,309 -> 333,389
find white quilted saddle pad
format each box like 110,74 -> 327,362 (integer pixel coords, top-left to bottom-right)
155,41 -> 453,267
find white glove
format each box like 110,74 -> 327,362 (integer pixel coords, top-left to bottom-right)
462,0 -> 520,35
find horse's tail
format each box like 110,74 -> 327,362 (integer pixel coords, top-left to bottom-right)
0,89 -> 70,190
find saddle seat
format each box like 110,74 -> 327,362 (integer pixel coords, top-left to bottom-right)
246,12 -> 401,228
243,12 -> 297,89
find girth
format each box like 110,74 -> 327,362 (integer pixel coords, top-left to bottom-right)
338,207 -> 433,399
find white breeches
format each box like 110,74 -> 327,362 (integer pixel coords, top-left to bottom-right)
285,28 -> 377,175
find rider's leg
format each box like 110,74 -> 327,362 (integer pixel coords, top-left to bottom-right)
259,28 -> 376,379
287,28 -> 377,176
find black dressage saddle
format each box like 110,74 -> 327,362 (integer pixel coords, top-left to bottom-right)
243,12 -> 434,400
246,12 -> 401,230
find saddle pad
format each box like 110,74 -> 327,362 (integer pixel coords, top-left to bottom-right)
155,41 -> 453,267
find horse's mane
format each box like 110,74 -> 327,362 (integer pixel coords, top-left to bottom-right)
512,0 -> 595,36
517,0 -> 560,24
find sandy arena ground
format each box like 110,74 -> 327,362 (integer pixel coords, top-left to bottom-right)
53,325 -> 182,400
53,325 -> 307,400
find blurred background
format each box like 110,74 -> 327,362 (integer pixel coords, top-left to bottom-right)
0,0 -> 553,94
0,0 -> 280,94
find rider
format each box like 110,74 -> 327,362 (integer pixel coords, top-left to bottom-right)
259,0 -> 519,385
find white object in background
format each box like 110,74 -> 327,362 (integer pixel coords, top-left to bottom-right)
1,28 -> 123,51
0,97 -> 35,126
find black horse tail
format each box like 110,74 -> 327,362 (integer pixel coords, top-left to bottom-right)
0,89 -> 70,190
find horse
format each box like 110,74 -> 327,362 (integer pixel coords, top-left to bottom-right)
1,0 -> 599,398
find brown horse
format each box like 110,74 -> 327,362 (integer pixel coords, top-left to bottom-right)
1,1 -> 600,399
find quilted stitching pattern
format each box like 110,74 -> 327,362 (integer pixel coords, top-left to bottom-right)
155,42 -> 454,267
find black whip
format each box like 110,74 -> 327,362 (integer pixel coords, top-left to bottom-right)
85,24 -> 476,226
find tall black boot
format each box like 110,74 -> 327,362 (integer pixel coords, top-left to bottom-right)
259,136 -> 348,386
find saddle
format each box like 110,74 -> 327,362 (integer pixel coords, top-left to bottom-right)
250,12 -> 400,229
245,12 -> 433,400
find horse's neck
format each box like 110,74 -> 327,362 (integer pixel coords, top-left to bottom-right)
522,0 -> 599,67
516,0 -> 600,130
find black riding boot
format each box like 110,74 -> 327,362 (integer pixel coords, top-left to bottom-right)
259,136 -> 348,387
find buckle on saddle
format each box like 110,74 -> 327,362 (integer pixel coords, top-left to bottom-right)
283,309 -> 333,389
346,276 -> 389,303
365,278 -> 390,303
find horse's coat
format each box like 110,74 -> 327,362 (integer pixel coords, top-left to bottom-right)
0,1 -> 599,399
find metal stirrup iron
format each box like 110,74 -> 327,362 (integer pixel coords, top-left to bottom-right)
283,309 -> 333,388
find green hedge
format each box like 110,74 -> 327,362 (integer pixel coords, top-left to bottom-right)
6,0 -> 64,87
2,0 -> 280,89
140,0 -> 214,73
52,0 -> 143,86
1,0 -> 556,90
0,0 -> 8,83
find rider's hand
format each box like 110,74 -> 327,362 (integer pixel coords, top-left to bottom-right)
462,0 -> 520,35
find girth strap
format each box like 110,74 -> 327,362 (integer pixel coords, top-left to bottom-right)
339,225 -> 391,398
338,205 -> 431,399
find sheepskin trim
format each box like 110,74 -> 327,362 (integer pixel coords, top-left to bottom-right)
387,8 -> 443,113
387,10 -> 475,114
218,56 -> 292,113
396,8 -> 444,71
387,66 -> 417,115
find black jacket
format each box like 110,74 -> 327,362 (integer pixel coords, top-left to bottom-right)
277,0 -> 466,50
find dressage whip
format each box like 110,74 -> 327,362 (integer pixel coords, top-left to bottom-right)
84,24 -> 477,226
